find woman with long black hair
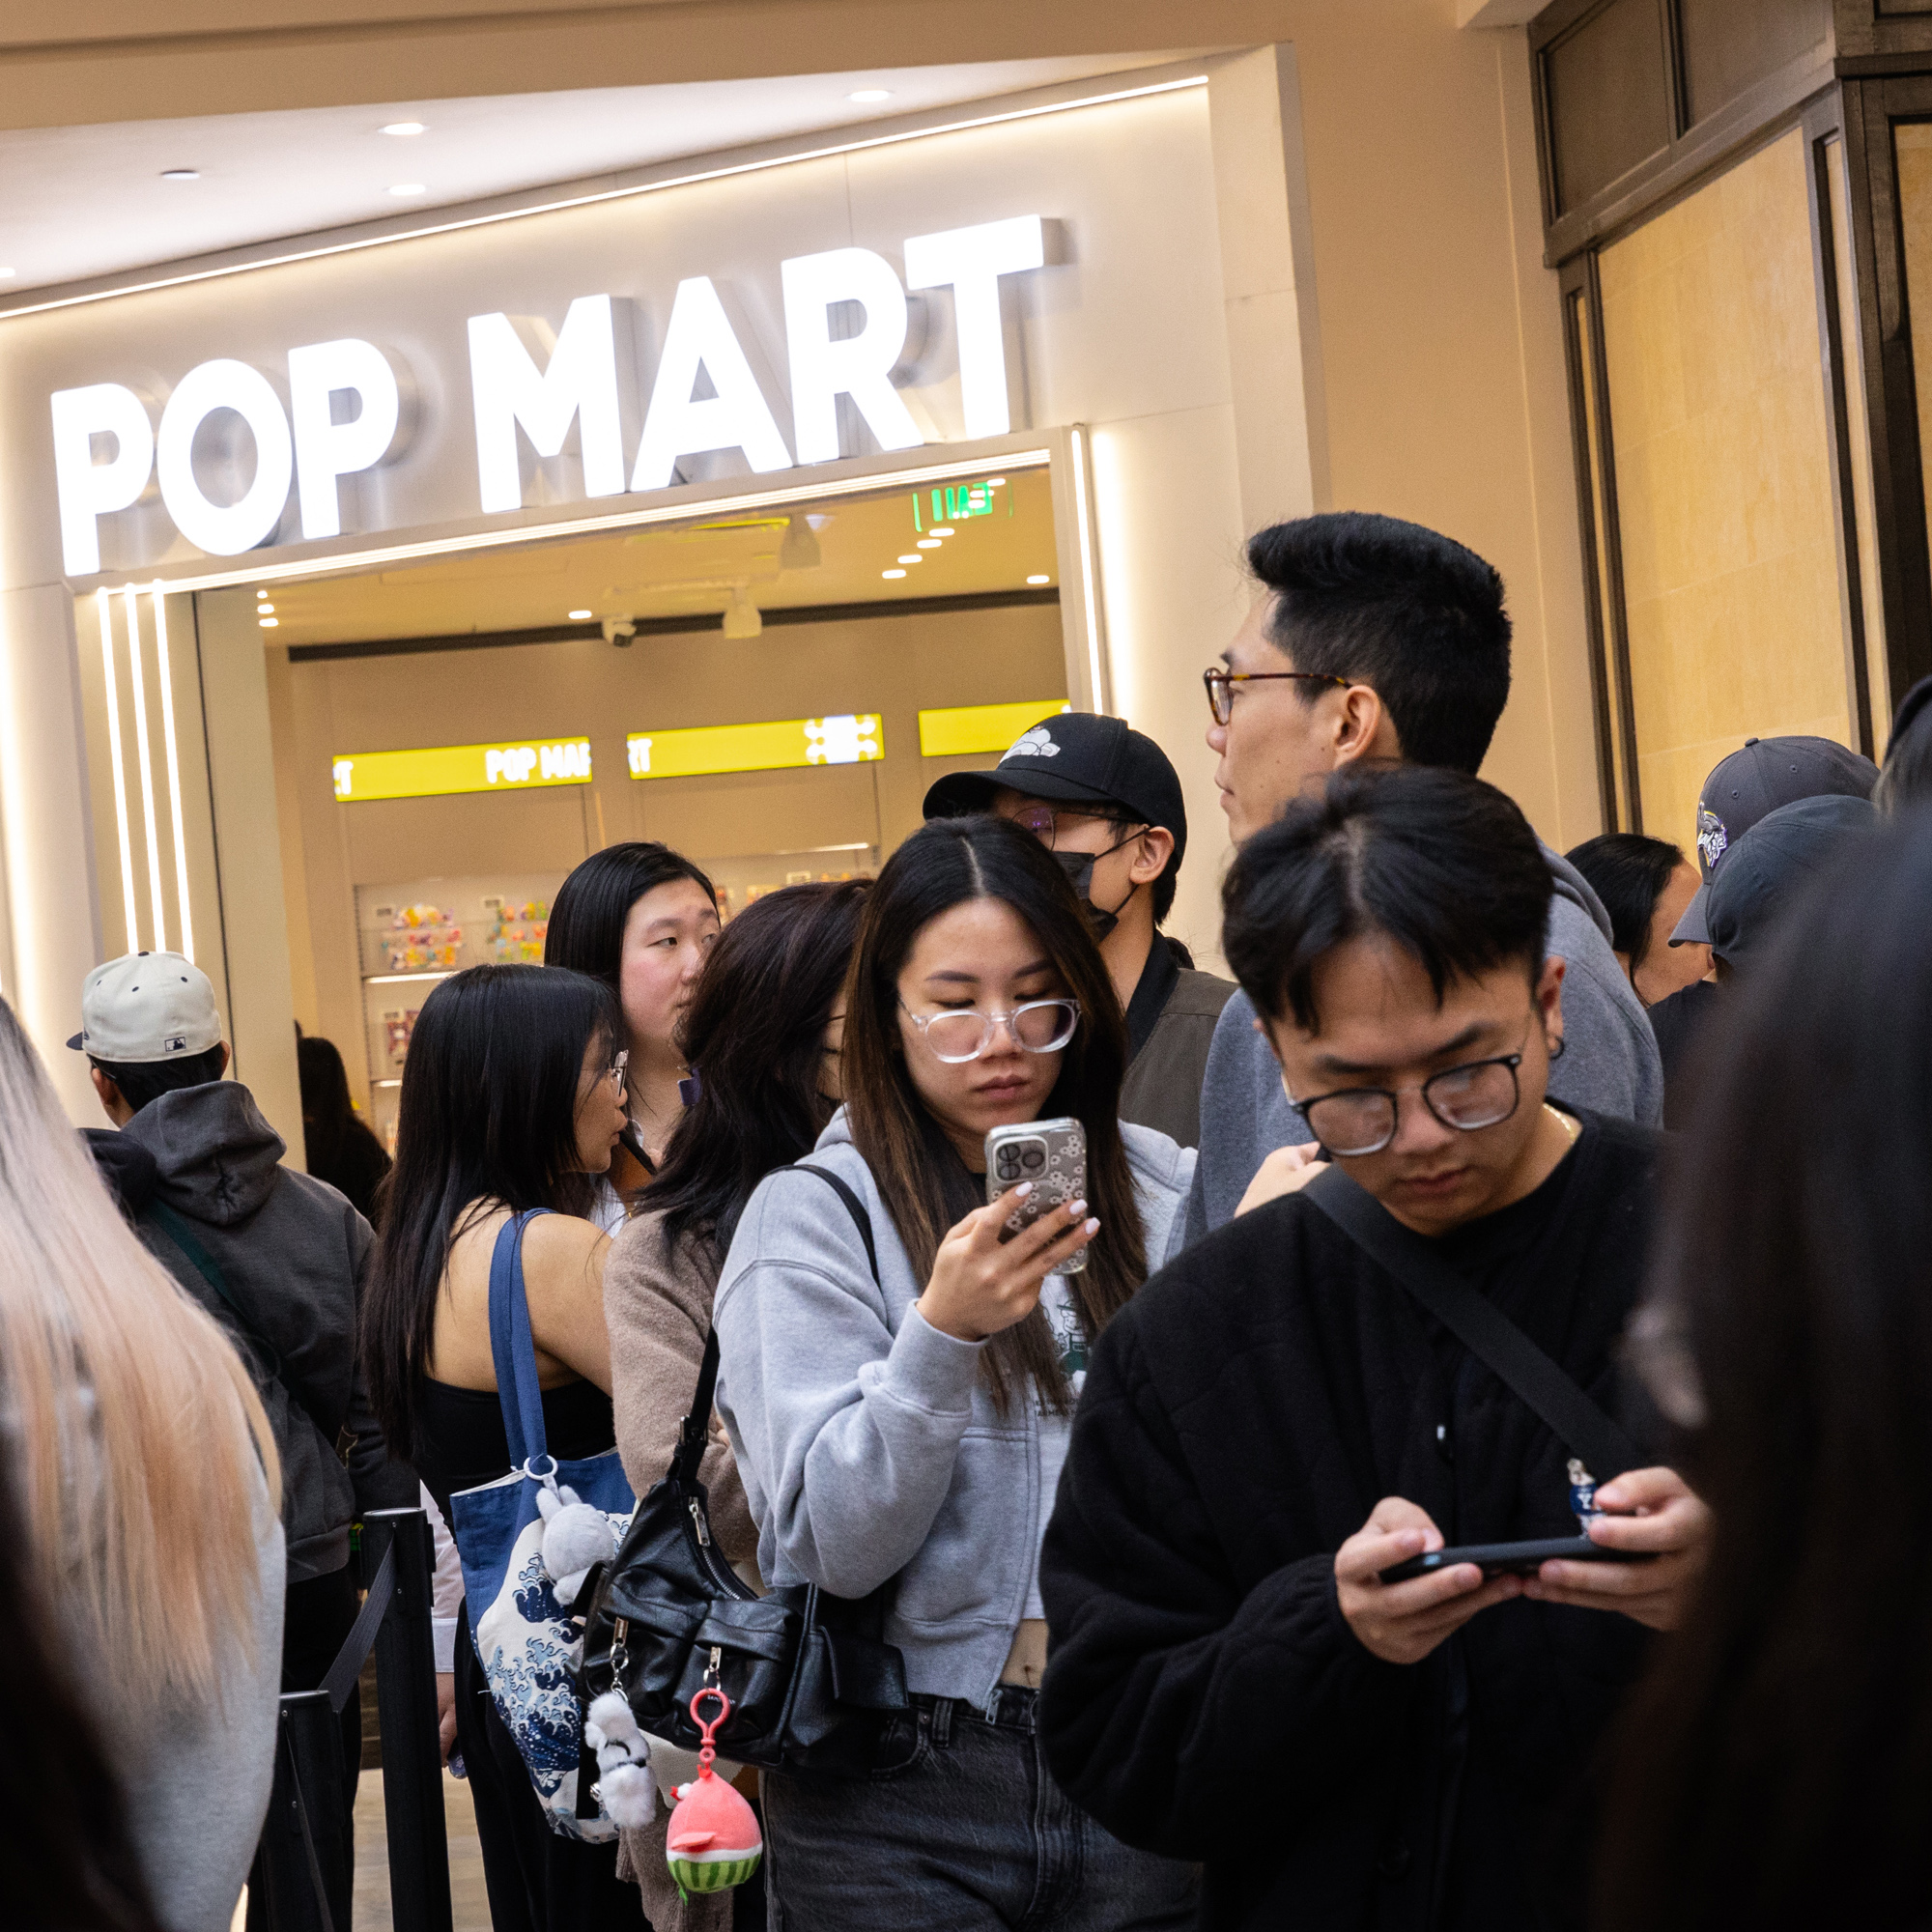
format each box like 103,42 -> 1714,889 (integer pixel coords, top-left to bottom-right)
1592,811 -> 1932,1932
545,842 -> 720,1220
713,815 -> 1198,1931
360,964 -> 642,1932
603,877 -> 868,1931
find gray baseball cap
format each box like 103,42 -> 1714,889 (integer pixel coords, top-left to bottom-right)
1670,735 -> 1878,946
67,952 -> 223,1063
1703,793 -> 1875,966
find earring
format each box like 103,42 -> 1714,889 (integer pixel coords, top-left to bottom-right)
1548,1034 -> 1567,1062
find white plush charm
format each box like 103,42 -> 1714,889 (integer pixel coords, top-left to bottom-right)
535,1483 -> 618,1605
584,1690 -> 659,1829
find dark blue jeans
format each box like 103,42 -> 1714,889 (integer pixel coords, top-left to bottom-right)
762,1688 -> 1199,1931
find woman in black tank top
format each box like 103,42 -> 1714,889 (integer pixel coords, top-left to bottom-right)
361,963 -> 643,1932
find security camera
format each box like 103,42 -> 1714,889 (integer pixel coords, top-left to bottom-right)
602,616 -> 637,647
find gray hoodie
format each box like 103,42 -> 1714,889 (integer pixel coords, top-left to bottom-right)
1183,843 -> 1664,1239
713,1109 -> 1195,1705
115,1080 -> 414,1580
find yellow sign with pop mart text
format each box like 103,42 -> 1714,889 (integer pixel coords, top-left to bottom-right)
331,737 -> 592,803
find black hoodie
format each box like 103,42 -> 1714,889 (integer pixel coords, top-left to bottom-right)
87,1079 -> 414,1580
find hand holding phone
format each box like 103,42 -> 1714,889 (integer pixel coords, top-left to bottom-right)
985,1118 -> 1090,1274
1335,1495 -> 1525,1666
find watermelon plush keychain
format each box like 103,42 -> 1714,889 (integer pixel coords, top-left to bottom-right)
666,1686 -> 764,1898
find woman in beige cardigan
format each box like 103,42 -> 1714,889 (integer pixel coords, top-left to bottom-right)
604,879 -> 868,1930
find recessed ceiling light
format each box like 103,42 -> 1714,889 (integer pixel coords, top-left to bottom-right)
568,609 -> 593,620
0,268 -> 15,281
381,122 -> 427,137
256,603 -> 275,614
259,616 -> 279,628
389,183 -> 428,198
848,89 -> 894,103
930,526 -> 955,537
896,554 -> 923,565
160,169 -> 201,183
916,538 -> 941,550
987,476 -> 1007,486
1027,575 -> 1051,585
882,568 -> 907,580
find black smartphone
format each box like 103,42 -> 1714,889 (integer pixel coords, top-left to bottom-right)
1378,1535 -> 1656,1585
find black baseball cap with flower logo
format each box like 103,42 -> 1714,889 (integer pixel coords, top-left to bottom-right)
1669,735 -> 1878,946
922,711 -> 1189,869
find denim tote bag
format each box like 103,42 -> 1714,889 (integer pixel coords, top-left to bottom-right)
448,1208 -> 636,1839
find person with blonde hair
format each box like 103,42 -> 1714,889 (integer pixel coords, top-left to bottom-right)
0,995 -> 285,1932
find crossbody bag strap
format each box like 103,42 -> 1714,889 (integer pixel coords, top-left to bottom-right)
144,1199 -> 287,1383
668,1161 -> 881,1488
487,1208 -> 556,1474
1302,1165 -> 1641,1479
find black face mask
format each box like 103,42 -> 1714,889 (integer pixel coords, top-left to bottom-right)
1052,839 -> 1140,943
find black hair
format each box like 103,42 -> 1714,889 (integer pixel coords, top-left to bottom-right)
841,815 -> 1146,1414
651,880 -> 869,1255
1245,511 -> 1512,775
1222,765 -> 1552,1031
545,841 -> 717,1001
360,964 -> 620,1460
298,1034 -> 392,1224
1565,833 -> 1687,975
1595,812 -> 1932,1931
88,1043 -> 226,1115
1875,675 -> 1932,813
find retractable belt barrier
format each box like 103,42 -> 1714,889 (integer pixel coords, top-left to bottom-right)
256,1509 -> 454,1932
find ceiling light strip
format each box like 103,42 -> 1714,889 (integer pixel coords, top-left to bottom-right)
94,588 -> 142,951
122,584 -> 170,952
0,77 -> 1207,323
104,447 -> 1053,596
150,586 -> 195,963
1068,427 -> 1107,712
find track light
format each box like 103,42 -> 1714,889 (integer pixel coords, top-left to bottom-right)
780,514 -> 822,571
722,588 -> 762,639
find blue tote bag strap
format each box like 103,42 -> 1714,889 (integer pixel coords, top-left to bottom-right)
487,1208 -> 557,1475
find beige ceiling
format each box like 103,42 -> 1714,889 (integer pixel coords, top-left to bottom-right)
259,468 -> 1057,645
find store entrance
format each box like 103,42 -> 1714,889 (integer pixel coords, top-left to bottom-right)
236,467 -> 1068,1146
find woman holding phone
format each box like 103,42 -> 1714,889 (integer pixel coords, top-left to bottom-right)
712,814 -> 1198,1931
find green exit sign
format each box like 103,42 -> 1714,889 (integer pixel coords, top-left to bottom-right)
913,480 -> 1010,530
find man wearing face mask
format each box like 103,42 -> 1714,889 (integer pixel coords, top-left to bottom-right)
924,712 -> 1235,1147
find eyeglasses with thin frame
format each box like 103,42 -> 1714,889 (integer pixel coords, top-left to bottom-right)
1203,665 -> 1350,726
1008,801 -> 1143,853
1288,1027 -> 1535,1156
606,1048 -> 630,1090
901,998 -> 1081,1065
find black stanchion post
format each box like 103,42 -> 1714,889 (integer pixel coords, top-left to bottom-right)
257,1690 -> 350,1932
362,1507 -> 454,1932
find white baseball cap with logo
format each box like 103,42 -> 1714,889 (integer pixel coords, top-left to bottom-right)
67,952 -> 223,1063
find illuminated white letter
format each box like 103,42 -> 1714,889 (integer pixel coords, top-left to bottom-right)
468,296 -> 624,514
156,359 -> 295,557
49,384 -> 155,576
288,338 -> 402,540
903,215 -> 1046,439
780,248 -> 922,465
632,277 -> 792,492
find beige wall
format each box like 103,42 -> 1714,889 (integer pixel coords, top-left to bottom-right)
1599,127 -> 1851,855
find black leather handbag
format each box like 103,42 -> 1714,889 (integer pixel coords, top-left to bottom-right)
577,1164 -> 908,1779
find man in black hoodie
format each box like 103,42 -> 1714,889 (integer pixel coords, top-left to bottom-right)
1037,768 -> 1708,1932
74,952 -> 412,1910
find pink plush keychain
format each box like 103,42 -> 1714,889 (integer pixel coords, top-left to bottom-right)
665,1686 -> 763,1898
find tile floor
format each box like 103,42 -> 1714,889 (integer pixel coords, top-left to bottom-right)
352,1766 -> 493,1930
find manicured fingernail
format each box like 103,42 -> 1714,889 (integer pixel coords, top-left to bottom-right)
1084,1217 -> 1100,1236
1014,1181 -> 1033,1197
1067,1198 -> 1088,1217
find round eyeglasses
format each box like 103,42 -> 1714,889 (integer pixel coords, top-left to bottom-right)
1290,1049 -> 1525,1157
1008,802 -> 1138,852
1203,665 -> 1350,726
901,998 -> 1081,1064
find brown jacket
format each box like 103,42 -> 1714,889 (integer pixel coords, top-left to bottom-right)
1119,965 -> 1237,1150
605,1208 -> 760,1930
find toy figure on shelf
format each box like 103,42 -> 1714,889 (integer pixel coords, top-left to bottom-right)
484,896 -> 551,963
380,901 -> 464,973
383,1009 -> 419,1066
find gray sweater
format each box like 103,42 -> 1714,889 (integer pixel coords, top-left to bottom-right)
1184,843 -> 1663,1238
713,1110 -> 1195,1705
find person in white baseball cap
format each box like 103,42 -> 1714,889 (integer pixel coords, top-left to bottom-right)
69,951 -> 229,1119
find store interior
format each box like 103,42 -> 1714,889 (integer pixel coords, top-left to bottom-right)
221,468 -> 1068,1143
